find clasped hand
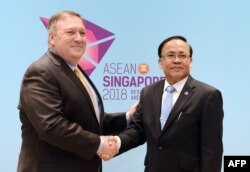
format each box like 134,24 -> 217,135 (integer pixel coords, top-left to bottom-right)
97,136 -> 119,161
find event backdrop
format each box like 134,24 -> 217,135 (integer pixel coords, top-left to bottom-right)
1,0 -> 250,171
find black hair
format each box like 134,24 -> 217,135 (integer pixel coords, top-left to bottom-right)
158,35 -> 193,58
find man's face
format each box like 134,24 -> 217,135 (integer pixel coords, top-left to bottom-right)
49,15 -> 86,65
158,39 -> 192,84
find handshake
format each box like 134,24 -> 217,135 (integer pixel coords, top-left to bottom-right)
97,136 -> 120,161
96,101 -> 139,161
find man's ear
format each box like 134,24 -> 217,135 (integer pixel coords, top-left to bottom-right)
158,58 -> 163,69
189,60 -> 193,69
48,31 -> 55,46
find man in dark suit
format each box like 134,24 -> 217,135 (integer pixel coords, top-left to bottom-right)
17,10 -> 137,172
115,36 -> 224,172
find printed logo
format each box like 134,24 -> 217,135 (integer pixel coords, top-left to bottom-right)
138,63 -> 149,74
40,17 -> 115,76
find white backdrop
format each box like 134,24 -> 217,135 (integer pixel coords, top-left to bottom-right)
0,0 -> 249,171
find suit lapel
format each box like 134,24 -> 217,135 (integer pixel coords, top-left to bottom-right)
161,76 -> 195,135
46,51 -> 100,122
152,80 -> 165,134
77,65 -> 104,120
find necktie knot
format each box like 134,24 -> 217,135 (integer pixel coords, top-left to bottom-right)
166,86 -> 175,93
74,67 -> 81,76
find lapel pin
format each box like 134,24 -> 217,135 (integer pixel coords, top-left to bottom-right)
184,91 -> 189,96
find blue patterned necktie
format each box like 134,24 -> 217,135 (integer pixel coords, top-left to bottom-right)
160,86 -> 176,130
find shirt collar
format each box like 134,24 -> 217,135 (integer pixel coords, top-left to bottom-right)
67,63 -> 76,71
163,76 -> 189,93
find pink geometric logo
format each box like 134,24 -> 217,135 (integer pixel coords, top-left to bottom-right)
40,17 -> 115,76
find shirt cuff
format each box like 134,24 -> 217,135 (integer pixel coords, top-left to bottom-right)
114,136 -> 121,150
126,111 -> 131,125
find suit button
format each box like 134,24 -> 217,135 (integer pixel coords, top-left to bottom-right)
158,146 -> 163,150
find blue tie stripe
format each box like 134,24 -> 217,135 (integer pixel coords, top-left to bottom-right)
160,86 -> 175,130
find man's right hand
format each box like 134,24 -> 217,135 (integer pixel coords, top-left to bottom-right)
97,136 -> 119,161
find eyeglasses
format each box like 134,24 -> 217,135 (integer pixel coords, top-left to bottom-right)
161,53 -> 190,61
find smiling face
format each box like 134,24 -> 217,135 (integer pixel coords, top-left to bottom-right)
158,39 -> 192,85
48,14 -> 86,65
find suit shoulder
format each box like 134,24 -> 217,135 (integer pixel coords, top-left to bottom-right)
22,53 -> 58,81
192,79 -> 221,93
142,79 -> 164,92
26,52 -> 61,74
30,53 -> 53,69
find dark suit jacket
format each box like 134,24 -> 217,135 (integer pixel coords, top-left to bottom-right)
119,76 -> 224,172
17,50 -> 127,172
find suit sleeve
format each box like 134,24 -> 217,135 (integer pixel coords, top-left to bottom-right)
19,65 -> 100,160
101,112 -> 127,135
200,89 -> 224,172
118,88 -> 146,154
